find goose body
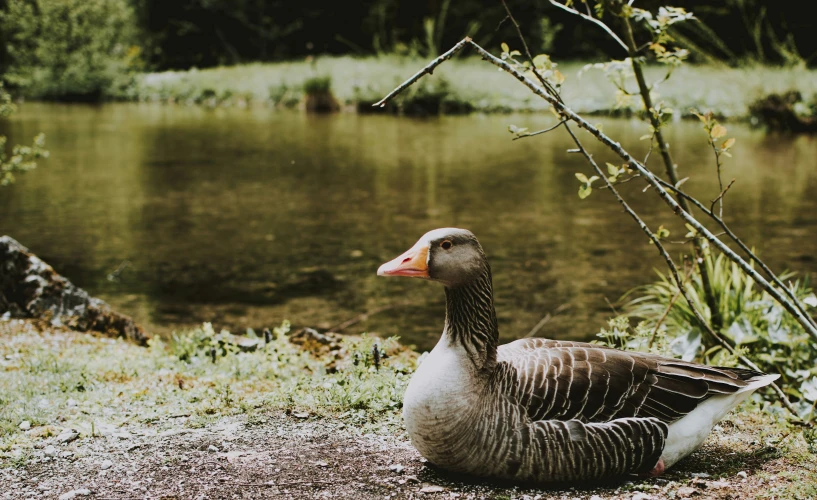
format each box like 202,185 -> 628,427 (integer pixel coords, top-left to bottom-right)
378,228 -> 777,482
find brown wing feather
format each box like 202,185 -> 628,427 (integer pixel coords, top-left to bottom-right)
497,338 -> 761,425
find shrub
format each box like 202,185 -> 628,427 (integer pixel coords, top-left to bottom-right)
618,251 -> 817,421
0,0 -> 141,100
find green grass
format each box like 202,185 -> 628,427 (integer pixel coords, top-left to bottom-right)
0,320 -> 415,456
133,55 -> 817,118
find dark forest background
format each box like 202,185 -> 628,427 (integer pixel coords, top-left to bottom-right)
2,0 -> 815,73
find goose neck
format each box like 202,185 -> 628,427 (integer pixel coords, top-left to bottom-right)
443,269 -> 498,370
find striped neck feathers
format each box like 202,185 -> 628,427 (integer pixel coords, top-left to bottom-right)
443,267 -> 499,370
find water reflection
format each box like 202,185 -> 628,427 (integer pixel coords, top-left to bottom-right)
1,104 -> 815,350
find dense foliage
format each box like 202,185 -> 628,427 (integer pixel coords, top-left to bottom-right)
0,0 -> 139,100
1,0 -> 815,101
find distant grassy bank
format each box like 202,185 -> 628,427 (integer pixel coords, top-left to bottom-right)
132,56 -> 817,119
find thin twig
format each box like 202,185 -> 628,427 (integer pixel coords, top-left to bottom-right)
710,178 -> 736,214
499,0 -> 563,103
599,173 -> 642,189
327,303 -> 404,333
548,1 -> 629,52
525,304 -> 570,338
649,261 -> 694,348
372,37 -> 471,108
512,120 -> 567,140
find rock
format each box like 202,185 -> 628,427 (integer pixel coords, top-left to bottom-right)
707,480 -> 730,489
315,461 -> 328,467
207,445 -> 219,452
690,472 -> 711,478
19,421 -> 30,431
292,411 -> 309,419
420,485 -> 445,493
737,471 -> 748,478
58,489 -> 91,500
389,464 -> 404,473
676,487 -> 697,498
44,445 -> 58,457
100,460 -> 113,470
590,496 -> 603,500
0,236 -> 148,345
59,451 -> 73,458
57,429 -> 79,444
631,493 -> 652,500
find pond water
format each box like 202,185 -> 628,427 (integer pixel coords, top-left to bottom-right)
2,103 -> 816,351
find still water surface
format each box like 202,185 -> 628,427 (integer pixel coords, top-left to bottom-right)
2,104 -> 816,350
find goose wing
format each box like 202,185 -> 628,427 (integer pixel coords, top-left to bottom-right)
496,338 -> 761,424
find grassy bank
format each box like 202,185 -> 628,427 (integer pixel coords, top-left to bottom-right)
132,56 -> 817,119
2,319 -> 816,498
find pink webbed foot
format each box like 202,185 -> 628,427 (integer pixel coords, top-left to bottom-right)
638,458 -> 665,478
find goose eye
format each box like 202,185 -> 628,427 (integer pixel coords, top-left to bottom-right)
440,240 -> 453,250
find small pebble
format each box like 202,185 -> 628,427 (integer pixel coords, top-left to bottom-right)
44,446 -> 58,457
737,471 -> 748,478
420,485 -> 445,493
19,421 -> 31,431
57,429 -> 79,444
59,451 -> 73,458
58,489 -> 91,500
389,464 -> 404,473
676,486 -> 697,498
315,460 -> 328,467
100,460 -> 113,470
631,493 -> 652,500
207,445 -> 219,452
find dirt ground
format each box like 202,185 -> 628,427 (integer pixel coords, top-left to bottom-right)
3,410 -> 814,500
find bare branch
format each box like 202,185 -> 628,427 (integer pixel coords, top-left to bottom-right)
548,1 -> 629,52
372,37 -> 471,108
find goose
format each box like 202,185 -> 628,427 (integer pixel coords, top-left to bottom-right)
377,228 -> 777,482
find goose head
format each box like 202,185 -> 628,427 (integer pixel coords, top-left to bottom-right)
377,228 -> 488,288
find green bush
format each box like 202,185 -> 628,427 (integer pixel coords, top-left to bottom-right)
617,251 -> 817,422
0,0 -> 140,100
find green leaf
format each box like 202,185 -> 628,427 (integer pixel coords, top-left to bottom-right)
575,172 -> 589,184
722,137 -> 736,150
588,175 -> 600,184
639,134 -> 652,141
508,124 -> 518,134
578,184 -> 592,199
533,54 -> 550,69
509,50 -> 521,57
501,42 -> 510,53
606,162 -> 619,176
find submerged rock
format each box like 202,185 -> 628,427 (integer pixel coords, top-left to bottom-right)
0,236 -> 149,345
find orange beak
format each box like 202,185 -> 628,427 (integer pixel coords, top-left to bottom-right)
377,241 -> 430,278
